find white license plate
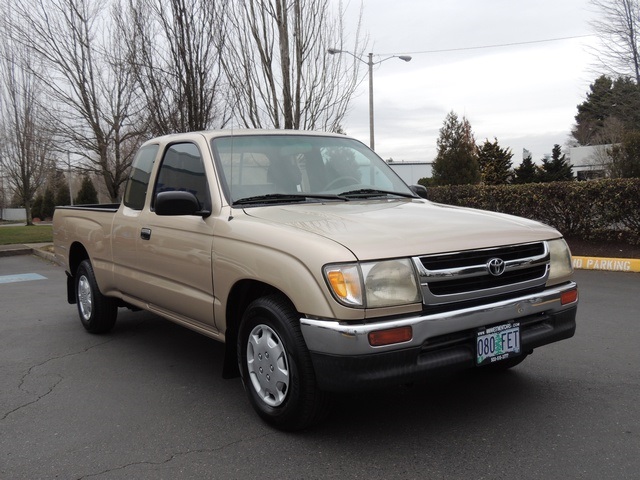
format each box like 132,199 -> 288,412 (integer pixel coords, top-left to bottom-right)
476,322 -> 521,366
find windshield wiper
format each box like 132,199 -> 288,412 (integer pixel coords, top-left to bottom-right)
233,193 -> 349,206
337,188 -> 416,199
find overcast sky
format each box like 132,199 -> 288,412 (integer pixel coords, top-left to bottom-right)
338,0 -> 600,165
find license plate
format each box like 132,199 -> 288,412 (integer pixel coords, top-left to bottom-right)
476,322 -> 521,366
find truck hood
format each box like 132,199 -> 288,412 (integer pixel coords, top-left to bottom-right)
243,199 -> 560,259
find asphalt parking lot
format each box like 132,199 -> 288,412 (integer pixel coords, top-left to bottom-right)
1,254 -> 639,479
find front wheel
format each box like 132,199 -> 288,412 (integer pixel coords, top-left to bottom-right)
238,295 -> 326,431
75,259 -> 117,334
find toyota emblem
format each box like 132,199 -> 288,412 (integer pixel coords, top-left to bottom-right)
487,258 -> 506,276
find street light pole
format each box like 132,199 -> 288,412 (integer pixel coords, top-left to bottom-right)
328,48 -> 411,151
67,152 -> 74,206
368,53 -> 375,150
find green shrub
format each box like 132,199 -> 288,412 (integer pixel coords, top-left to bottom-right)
423,179 -> 640,244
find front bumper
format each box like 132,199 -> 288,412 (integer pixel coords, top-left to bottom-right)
300,282 -> 577,392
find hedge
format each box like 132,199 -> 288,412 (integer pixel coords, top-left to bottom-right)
422,179 -> 640,244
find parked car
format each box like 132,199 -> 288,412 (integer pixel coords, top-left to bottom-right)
53,130 -> 578,430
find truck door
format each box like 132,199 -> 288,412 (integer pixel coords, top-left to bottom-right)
135,141 -> 215,328
112,143 -> 158,297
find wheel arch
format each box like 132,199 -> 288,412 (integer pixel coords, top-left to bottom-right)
66,242 -> 90,304
222,279 -> 293,379
234,289 -> 327,430
68,242 -> 90,276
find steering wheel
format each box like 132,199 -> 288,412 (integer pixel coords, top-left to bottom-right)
324,176 -> 360,190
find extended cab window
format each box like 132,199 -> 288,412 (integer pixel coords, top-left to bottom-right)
153,143 -> 209,209
123,144 -> 159,210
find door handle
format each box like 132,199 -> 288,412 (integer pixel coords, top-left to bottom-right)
140,228 -> 152,240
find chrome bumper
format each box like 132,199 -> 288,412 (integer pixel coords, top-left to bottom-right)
300,282 -> 578,356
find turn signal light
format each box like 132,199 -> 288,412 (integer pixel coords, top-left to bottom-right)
327,270 -> 348,298
368,326 -> 412,347
561,288 -> 578,305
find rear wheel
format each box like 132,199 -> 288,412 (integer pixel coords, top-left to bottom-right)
75,259 -> 117,334
238,294 -> 326,431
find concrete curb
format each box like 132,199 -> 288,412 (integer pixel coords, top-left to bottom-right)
0,244 -> 59,264
30,247 -> 59,264
0,246 -> 32,257
572,256 -> 640,273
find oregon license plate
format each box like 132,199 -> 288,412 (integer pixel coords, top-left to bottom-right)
476,322 -> 521,366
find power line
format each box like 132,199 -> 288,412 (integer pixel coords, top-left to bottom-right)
379,34 -> 594,56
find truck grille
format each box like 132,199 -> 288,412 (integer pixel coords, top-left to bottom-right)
413,242 -> 549,305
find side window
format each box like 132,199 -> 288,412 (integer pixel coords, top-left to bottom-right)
154,143 -> 209,209
123,144 -> 159,210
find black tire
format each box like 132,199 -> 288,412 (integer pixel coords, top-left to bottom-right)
237,294 -> 327,431
75,259 -> 117,334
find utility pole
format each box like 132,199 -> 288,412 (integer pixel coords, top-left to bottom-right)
67,152 -> 74,205
0,163 -> 4,220
368,53 -> 375,151
328,49 -> 411,151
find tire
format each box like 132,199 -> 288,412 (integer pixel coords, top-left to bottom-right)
237,294 -> 326,431
75,259 -> 117,334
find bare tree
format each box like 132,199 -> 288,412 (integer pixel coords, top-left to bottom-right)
590,0 -> 640,83
223,0 -> 365,131
119,0 -> 230,135
0,29 -> 53,225
6,0 -> 142,202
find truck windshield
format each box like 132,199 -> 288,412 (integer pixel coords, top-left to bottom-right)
210,134 -> 415,205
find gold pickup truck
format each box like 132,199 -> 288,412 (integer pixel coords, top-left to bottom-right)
53,130 -> 578,430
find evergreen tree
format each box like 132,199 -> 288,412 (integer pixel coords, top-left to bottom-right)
75,176 -> 99,205
540,144 -> 573,182
512,154 -> 539,184
477,138 -> 513,185
54,171 -> 71,206
31,194 -> 43,220
573,75 -> 640,145
56,186 -> 71,207
41,186 -> 56,219
432,111 -> 481,185
609,131 -> 640,178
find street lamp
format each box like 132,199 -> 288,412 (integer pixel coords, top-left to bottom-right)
328,48 -> 411,151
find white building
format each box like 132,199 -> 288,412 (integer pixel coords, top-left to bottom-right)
388,161 -> 433,185
1,208 -> 26,221
567,145 -> 610,180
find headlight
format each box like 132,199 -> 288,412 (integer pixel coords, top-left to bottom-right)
547,238 -> 573,286
324,259 -> 422,308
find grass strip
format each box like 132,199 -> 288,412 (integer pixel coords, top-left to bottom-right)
0,225 -> 53,245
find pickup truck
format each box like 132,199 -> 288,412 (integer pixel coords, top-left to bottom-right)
53,130 -> 578,430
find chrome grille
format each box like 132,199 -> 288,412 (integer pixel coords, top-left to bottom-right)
413,242 -> 549,304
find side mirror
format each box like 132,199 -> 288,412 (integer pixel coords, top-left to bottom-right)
410,184 -> 428,199
155,191 -> 202,216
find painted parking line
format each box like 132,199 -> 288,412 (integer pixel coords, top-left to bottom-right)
573,256 -> 640,273
0,273 -> 48,284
